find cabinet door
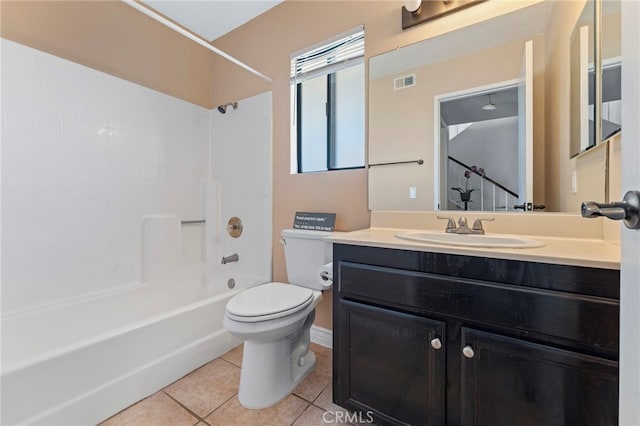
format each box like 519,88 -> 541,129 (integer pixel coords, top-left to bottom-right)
335,300 -> 446,426
460,328 -> 618,426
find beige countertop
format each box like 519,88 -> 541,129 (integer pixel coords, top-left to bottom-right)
328,227 -> 621,270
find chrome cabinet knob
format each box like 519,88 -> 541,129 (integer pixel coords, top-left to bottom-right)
430,338 -> 442,350
462,345 -> 475,359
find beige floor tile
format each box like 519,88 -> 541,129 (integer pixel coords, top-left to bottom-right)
294,343 -> 333,402
205,394 -> 309,426
294,404 -> 357,426
310,343 -> 331,358
220,344 -> 243,367
100,392 -> 198,426
293,405 -> 326,426
313,385 -> 344,413
314,386 -> 376,426
164,358 -> 240,418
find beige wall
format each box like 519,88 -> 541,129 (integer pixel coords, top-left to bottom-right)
545,0 -> 589,212
0,1 -> 215,108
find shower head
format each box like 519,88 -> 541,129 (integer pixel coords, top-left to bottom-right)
217,102 -> 238,114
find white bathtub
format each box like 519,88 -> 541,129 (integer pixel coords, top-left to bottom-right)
1,267 -> 263,425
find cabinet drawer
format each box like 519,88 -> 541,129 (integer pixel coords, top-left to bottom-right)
337,262 -> 619,353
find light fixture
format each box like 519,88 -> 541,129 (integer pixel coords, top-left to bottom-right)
404,0 -> 421,13
482,94 -> 497,111
402,0 -> 487,31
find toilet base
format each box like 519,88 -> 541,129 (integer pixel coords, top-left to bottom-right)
224,294 -> 322,409
237,337 -> 317,409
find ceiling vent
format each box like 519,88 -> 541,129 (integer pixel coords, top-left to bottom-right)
393,74 -> 416,90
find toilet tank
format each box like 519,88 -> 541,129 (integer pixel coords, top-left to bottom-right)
281,229 -> 335,290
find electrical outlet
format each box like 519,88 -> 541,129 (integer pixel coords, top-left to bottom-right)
571,171 -> 577,194
409,187 -> 417,199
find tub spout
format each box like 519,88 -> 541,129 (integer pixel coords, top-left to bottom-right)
221,253 -> 239,264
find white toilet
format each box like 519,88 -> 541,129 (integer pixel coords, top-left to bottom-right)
223,228 -> 335,409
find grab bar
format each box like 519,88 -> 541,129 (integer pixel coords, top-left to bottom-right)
368,159 -> 424,167
181,220 -> 205,225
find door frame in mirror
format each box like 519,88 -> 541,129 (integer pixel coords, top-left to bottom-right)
434,77 -> 527,212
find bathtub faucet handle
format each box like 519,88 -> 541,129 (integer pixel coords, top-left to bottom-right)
221,253 -> 239,265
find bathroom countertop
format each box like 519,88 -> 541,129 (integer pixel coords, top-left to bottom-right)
327,227 -> 621,270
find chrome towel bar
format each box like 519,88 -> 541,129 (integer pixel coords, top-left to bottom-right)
368,159 -> 424,167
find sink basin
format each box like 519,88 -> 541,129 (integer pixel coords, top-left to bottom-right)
395,231 -> 545,249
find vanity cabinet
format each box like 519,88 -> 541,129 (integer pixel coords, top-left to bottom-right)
337,299 -> 446,425
333,244 -> 619,426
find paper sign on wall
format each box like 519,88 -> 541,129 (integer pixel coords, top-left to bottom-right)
293,212 -> 336,231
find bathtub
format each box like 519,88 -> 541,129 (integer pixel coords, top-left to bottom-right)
1,267 -> 264,425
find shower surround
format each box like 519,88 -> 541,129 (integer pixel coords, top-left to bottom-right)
1,39 -> 272,425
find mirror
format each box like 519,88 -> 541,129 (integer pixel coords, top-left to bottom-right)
600,0 -> 621,143
569,0 -> 597,156
569,0 -> 621,157
368,0 -> 617,213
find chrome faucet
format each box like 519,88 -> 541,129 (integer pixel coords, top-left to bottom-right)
455,217 -> 472,234
221,253 -> 239,264
471,218 -> 494,235
437,216 -> 457,233
437,216 -> 494,235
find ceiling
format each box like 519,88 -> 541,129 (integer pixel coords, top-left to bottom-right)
143,0 -> 284,42
440,86 -> 519,126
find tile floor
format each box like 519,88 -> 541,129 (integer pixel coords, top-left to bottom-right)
100,343 -> 352,426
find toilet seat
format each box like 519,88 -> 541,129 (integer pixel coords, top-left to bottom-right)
226,282 -> 315,323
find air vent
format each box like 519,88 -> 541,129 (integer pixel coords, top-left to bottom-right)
393,74 -> 416,90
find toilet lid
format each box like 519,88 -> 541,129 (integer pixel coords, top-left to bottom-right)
226,282 -> 314,320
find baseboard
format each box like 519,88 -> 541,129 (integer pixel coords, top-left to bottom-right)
310,325 -> 333,348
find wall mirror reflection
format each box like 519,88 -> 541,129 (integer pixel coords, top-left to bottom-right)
368,0 -> 619,213
569,0 -> 621,158
600,0 -> 622,143
569,0 -> 596,156
439,83 -> 524,211
368,2 -> 547,212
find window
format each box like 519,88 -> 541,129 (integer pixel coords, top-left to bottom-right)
290,28 -> 365,173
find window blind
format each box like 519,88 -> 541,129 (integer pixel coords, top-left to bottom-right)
290,27 -> 364,84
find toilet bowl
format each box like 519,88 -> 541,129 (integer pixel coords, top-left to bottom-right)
223,229 -> 334,409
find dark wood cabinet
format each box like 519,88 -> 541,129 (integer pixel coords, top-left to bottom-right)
336,299 -> 445,425
460,328 -> 618,426
333,244 -> 620,426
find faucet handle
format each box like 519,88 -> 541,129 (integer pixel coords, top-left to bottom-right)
472,218 -> 495,231
436,216 -> 457,232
